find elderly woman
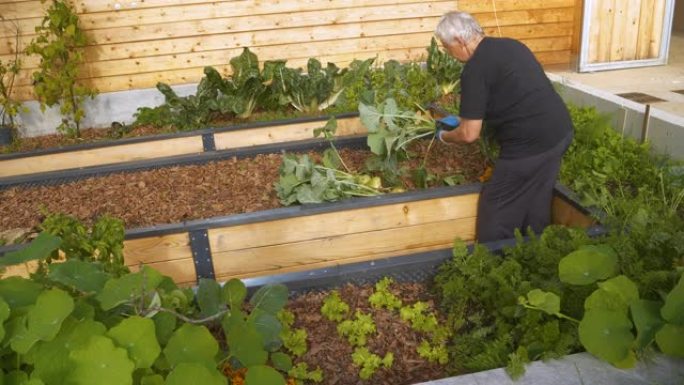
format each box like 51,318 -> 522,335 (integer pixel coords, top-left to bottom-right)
434,11 -> 574,242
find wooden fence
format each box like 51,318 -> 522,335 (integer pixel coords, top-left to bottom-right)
1,0 -> 579,101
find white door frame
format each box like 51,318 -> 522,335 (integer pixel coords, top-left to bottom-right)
579,0 -> 676,72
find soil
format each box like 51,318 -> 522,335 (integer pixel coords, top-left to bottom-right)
286,281 -> 451,385
0,141 -> 484,233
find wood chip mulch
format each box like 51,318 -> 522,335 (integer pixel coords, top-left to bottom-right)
0,142 -> 484,233
287,282 -> 450,385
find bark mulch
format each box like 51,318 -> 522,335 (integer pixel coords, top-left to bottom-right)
287,282 -> 450,385
0,141 -> 484,233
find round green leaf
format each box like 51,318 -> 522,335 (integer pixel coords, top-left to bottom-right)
197,278 -> 222,318
67,335 -> 135,385
584,289 -> 628,313
152,311 -> 176,346
250,310 -> 282,351
559,245 -> 617,285
48,259 -> 110,294
163,324 -> 218,367
655,323 -> 684,357
0,277 -> 42,309
139,374 -> 165,385
250,285 -> 288,314
245,365 -> 286,385
270,352 -> 293,372
578,309 -> 635,366
660,275 -> 684,325
222,279 -> 247,310
165,363 -> 226,385
525,289 -> 560,315
598,275 -> 639,305
0,232 -> 61,268
97,267 -> 163,311
0,296 -> 10,341
107,316 -> 160,369
227,322 -> 267,367
29,289 -> 74,341
630,299 -> 664,349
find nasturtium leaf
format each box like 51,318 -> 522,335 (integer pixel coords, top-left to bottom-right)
660,275 -> 684,325
227,322 -> 267,367
197,278 -> 223,318
10,320 -> 39,355
250,284 -> 288,315
584,289 -> 628,313
165,363 -> 226,385
163,324 -> 218,367
107,316 -> 160,369
152,311 -> 176,346
630,299 -> 665,349
4,371 -> 29,385
270,352 -> 293,372
29,289 -> 74,341
139,374 -> 165,385
0,277 -> 41,309
655,323 -> 684,357
0,296 -> 10,341
97,266 -> 163,311
245,365 -> 286,385
558,245 -> 618,285
578,309 -> 635,366
0,232 -> 61,268
30,318 -> 106,385
48,259 -> 110,294
597,275 -> 639,305
67,335 -> 134,385
525,289 -> 560,315
249,310 -> 282,351
71,300 -> 95,321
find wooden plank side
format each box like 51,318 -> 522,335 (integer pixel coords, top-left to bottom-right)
214,117 -> 366,151
212,217 -> 476,280
208,193 -> 479,254
459,0 -> 575,13
622,0 -> 642,61
0,136 -> 204,177
551,196 -> 595,228
587,0 -> 601,63
596,0 -> 615,63
649,0 -> 666,58
609,0 -> 626,61
128,259 -> 197,287
0,1 -> 47,20
123,233 -> 192,265
636,0 -> 656,59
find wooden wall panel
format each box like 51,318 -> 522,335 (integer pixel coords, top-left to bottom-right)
1,0 -> 580,101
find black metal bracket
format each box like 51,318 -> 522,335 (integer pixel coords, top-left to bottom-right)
189,229 -> 215,281
202,133 -> 216,152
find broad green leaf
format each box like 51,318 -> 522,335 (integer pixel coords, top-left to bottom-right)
0,233 -> 61,268
197,278 -> 223,318
165,363 -> 226,385
597,275 -> 639,305
630,300 -> 665,349
321,148 -> 342,169
358,102 -> 381,132
249,310 -> 282,351
30,318 -> 106,385
29,289 -> 74,341
270,352 -> 293,372
97,266 -> 163,311
0,296 -> 9,341
578,309 -> 635,366
245,365 -> 286,385
163,324 -> 218,366
67,335 -> 135,385
559,245 -> 618,285
525,289 -> 560,315
152,311 -> 176,346
139,374 -> 165,385
10,320 -> 39,355
250,284 -> 288,314
660,275 -> 684,325
655,323 -> 684,357
223,278 -> 247,309
0,277 -> 42,309
107,316 -> 160,369
584,289 -> 628,313
48,259 -> 110,294
227,321 -> 267,367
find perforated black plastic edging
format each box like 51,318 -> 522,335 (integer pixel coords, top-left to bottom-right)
0,112 -> 359,161
0,134 -> 368,189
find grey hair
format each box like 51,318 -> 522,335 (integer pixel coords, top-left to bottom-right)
435,11 -> 484,44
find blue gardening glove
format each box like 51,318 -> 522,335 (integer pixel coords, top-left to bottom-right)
435,115 -> 460,143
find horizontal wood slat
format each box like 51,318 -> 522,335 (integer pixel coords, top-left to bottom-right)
212,217 -> 476,280
0,136 -> 204,178
551,196 -> 595,228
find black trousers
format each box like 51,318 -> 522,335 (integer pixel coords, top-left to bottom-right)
476,133 -> 573,243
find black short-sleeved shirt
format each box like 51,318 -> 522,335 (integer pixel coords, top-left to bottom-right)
459,37 -> 573,159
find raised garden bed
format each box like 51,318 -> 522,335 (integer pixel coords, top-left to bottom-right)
0,113 -> 365,181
